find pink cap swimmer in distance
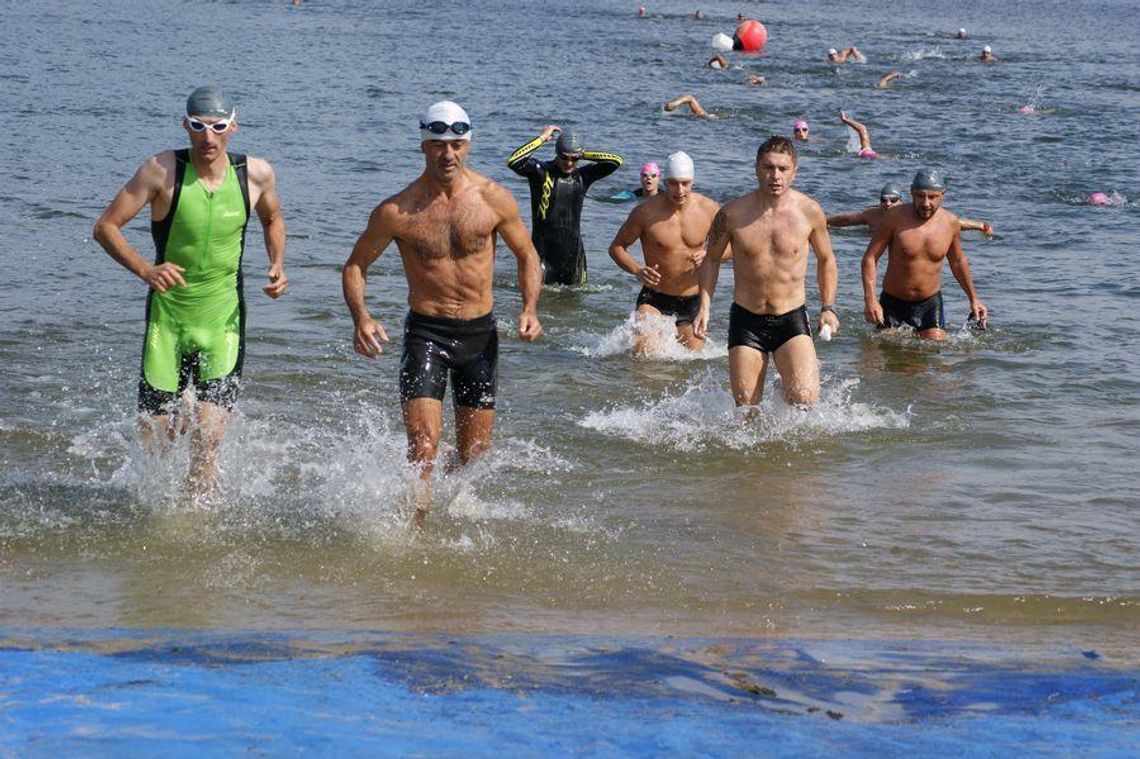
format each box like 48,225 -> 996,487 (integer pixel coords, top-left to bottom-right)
641,162 -> 661,177
793,120 -> 809,130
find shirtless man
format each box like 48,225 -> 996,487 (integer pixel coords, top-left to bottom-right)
829,182 -> 994,237
342,101 -> 543,522
608,152 -> 725,354
694,136 -> 839,408
664,94 -> 709,119
93,85 -> 288,498
827,46 -> 865,64
862,168 -> 988,340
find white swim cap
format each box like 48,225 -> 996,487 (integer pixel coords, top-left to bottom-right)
665,151 -> 694,181
828,48 -> 839,56
711,32 -> 733,51
419,100 -> 472,142
983,45 -> 992,53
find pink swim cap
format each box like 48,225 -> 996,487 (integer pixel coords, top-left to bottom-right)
858,147 -> 878,159
1088,192 -> 1109,206
793,119 -> 809,130
1017,105 -> 1034,114
641,162 -> 661,176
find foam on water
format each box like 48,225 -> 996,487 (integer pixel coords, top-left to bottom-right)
580,369 -> 910,453
571,312 -> 727,360
900,46 -> 945,63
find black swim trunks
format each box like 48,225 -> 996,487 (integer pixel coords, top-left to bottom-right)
399,311 -> 498,409
878,290 -> 944,331
728,302 -> 812,353
636,287 -> 701,327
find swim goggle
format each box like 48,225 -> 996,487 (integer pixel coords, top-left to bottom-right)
420,120 -> 472,136
557,153 -> 582,162
186,112 -> 236,134
880,195 -> 902,205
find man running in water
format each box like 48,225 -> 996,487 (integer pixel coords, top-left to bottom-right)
862,168 -> 988,339
507,125 -> 623,286
694,136 -> 839,409
829,182 -> 994,237
608,152 -> 726,354
344,101 -> 543,524
93,86 -> 288,497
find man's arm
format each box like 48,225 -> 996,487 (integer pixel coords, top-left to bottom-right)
491,186 -> 543,341
693,206 -> 730,339
506,124 -> 559,176
342,202 -> 398,357
861,219 -> 892,325
808,202 -> 840,334
959,217 -> 994,238
946,228 -> 988,324
249,157 -> 288,299
92,154 -> 187,292
579,149 -> 624,186
607,209 -> 659,286
826,209 -> 868,228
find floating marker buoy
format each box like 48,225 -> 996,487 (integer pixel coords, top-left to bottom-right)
733,19 -> 767,52
711,32 -> 734,51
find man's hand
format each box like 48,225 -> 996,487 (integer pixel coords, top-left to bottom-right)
864,298 -> 884,326
692,306 -> 710,340
970,299 -> 988,328
518,311 -> 543,342
636,264 -> 662,287
539,124 -> 561,143
143,262 -> 186,292
262,263 -> 288,298
820,309 -> 840,335
353,316 -> 389,358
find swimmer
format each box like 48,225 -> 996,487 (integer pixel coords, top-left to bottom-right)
828,183 -> 994,237
343,100 -> 543,525
693,9 -> 704,20
862,168 -> 988,340
876,71 -> 904,89
828,46 -> 865,64
507,124 -> 623,285
838,109 -> 878,158
610,162 -> 662,201
708,54 -> 729,70
792,119 -> 812,142
608,151 -> 728,354
694,136 -> 839,409
664,94 -> 709,119
956,27 -> 968,40
747,74 -> 767,86
1088,192 -> 1110,206
638,5 -> 646,18
92,86 -> 289,498
980,45 -> 998,62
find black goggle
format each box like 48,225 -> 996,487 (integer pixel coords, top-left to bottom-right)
880,196 -> 901,204
420,120 -> 471,136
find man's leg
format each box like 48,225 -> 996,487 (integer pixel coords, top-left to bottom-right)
186,401 -> 231,497
677,321 -> 705,352
772,335 -> 820,406
917,327 -> 948,341
402,397 -> 443,526
633,304 -> 664,355
729,345 -> 768,407
455,406 -> 495,466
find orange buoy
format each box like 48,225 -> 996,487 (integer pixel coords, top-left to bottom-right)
733,19 -> 767,52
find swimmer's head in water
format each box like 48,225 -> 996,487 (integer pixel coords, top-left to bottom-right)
641,162 -> 660,178
792,119 -> 810,141
880,182 -> 903,206
982,45 -> 992,55
828,48 -> 839,56
911,168 -> 946,193
957,27 -> 968,38
419,100 -> 472,142
186,86 -> 235,119
556,130 -> 584,158
1088,191 -> 1110,206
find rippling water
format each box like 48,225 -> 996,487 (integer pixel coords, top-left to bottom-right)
1,0 -> 1138,658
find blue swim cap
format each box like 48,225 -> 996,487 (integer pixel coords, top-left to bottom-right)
880,182 -> 903,200
186,85 -> 234,118
556,130 -> 584,156
911,168 -> 946,192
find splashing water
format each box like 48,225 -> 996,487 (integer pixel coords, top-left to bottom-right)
901,46 -> 945,63
571,312 -> 727,361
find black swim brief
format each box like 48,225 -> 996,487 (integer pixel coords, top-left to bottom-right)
399,310 -> 498,409
636,287 -> 701,327
727,302 -> 812,353
878,290 -> 944,331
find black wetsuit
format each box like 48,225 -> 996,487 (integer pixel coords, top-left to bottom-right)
507,139 -> 622,286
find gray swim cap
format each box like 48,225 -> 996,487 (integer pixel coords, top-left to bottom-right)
911,168 -> 946,192
556,130 -> 584,156
186,86 -> 234,118
880,182 -> 903,200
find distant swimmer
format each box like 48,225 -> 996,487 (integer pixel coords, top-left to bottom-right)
694,136 -> 840,409
608,152 -> 727,354
608,162 -> 661,202
876,71 -> 904,89
664,94 -> 709,119
839,109 -> 878,158
748,74 -> 767,86
829,183 -> 994,237
92,86 -> 289,498
979,45 -> 998,62
507,124 -> 623,285
343,101 -> 543,525
862,168 -> 988,339
956,27 -> 968,40
694,9 -> 704,20
708,54 -> 729,70
792,119 -> 813,143
828,46 -> 865,64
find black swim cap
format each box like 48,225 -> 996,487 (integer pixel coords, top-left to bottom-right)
186,86 -> 234,118
911,168 -> 946,192
556,130 -> 584,156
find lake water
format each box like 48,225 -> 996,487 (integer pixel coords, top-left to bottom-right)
1,0 -> 1138,671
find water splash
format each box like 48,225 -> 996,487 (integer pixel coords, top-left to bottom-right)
570,312 -> 727,361
900,47 -> 945,63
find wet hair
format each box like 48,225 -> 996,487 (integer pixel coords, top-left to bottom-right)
756,135 -> 798,165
